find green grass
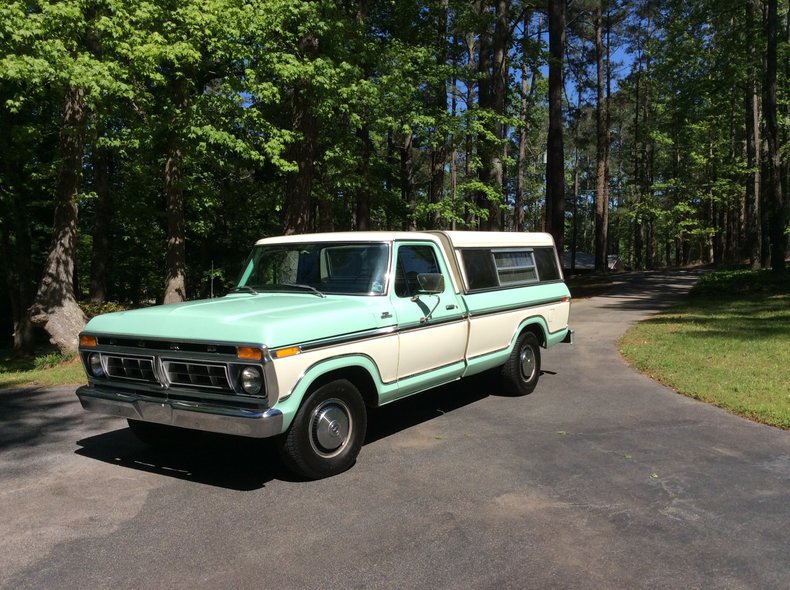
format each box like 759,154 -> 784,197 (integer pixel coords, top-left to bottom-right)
0,351 -> 86,389
618,269 -> 790,429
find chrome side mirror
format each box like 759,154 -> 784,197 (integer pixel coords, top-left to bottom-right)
416,273 -> 444,295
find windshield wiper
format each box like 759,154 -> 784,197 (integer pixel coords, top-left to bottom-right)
282,283 -> 326,298
229,285 -> 259,294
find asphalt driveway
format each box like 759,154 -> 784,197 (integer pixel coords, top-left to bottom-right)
1,270 -> 788,589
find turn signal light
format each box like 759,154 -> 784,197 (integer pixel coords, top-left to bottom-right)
80,335 -> 97,347
273,346 -> 301,359
237,346 -> 263,361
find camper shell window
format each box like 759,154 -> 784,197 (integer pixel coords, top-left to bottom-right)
459,246 -> 561,292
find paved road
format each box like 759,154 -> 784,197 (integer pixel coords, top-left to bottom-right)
2,270 -> 789,589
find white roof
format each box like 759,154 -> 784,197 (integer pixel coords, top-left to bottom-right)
434,231 -> 556,248
256,230 -> 556,248
255,231 -> 438,245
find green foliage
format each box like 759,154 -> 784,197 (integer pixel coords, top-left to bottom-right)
1,0 -> 788,348
80,301 -> 129,319
33,352 -> 73,370
691,269 -> 790,298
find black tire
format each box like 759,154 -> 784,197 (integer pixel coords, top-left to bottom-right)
500,331 -> 541,396
277,379 -> 367,479
127,419 -> 187,447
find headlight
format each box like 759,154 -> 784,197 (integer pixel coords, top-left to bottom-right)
88,353 -> 104,378
240,366 -> 262,395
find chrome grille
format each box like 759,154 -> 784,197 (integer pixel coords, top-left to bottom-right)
104,355 -> 158,383
163,360 -> 231,390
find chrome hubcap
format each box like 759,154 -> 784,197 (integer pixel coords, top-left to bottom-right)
519,345 -> 536,382
310,399 -> 352,458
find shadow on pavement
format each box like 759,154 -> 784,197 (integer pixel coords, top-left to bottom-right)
76,427 -> 285,491
0,387 -> 82,452
74,375 -> 500,489
594,269 -> 705,311
366,376 -> 492,445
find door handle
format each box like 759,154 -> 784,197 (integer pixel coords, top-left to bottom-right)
446,304 -> 457,310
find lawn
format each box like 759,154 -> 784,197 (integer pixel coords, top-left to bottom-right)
618,269 -> 790,429
0,352 -> 85,389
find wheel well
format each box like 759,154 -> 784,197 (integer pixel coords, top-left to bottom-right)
306,366 -> 379,408
522,322 -> 546,347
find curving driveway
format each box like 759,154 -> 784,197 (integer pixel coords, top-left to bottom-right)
1,270 -> 789,589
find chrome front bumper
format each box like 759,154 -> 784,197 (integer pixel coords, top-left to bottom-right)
76,385 -> 283,438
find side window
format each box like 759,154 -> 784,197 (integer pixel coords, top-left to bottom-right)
395,245 -> 440,298
461,247 -> 545,290
461,249 -> 499,290
493,249 -> 537,285
533,247 -> 561,281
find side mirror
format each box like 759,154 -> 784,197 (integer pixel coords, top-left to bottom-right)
416,273 -> 444,294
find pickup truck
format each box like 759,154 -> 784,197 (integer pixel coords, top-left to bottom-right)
77,231 -> 572,479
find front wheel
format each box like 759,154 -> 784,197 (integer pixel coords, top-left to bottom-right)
277,379 -> 367,479
500,331 -> 541,396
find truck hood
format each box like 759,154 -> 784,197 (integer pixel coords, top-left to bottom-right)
83,293 -> 392,348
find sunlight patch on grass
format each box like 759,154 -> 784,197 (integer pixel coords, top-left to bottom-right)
0,353 -> 85,389
618,270 -> 790,429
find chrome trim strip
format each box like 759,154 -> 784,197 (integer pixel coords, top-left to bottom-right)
297,326 -> 397,353
82,333 -> 267,354
395,359 -> 465,382
395,316 -> 468,334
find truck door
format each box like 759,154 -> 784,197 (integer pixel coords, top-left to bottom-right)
390,242 -> 467,386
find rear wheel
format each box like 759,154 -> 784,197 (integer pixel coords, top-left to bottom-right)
500,331 -> 541,396
277,379 -> 367,479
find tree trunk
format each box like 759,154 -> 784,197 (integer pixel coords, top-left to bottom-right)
1,110 -> 36,354
429,0 -> 449,229
764,0 -> 786,272
89,123 -> 112,303
29,85 -> 88,353
744,92 -> 761,270
476,2 -> 493,229
514,11 -> 533,233
546,0 -> 566,253
464,31 -> 477,227
283,32 -> 320,236
594,4 -> 608,272
401,133 -> 416,231
485,0 -> 508,231
356,125 -> 371,231
163,78 -> 188,304
354,0 -> 371,231
745,0 -> 762,270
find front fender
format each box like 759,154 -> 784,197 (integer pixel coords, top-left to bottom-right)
272,354 -> 393,431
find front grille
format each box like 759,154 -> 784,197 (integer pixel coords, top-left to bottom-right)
104,355 -> 158,383
163,360 -> 232,390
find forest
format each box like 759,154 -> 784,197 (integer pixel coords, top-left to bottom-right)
1,0 -> 788,354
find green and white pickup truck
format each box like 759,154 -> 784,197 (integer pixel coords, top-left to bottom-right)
77,231 -> 572,478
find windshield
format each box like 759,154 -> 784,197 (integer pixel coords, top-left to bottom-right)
235,242 -> 390,296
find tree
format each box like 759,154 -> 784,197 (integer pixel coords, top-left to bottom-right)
765,0 -> 787,272
546,0 -> 567,252
594,1 -> 610,272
